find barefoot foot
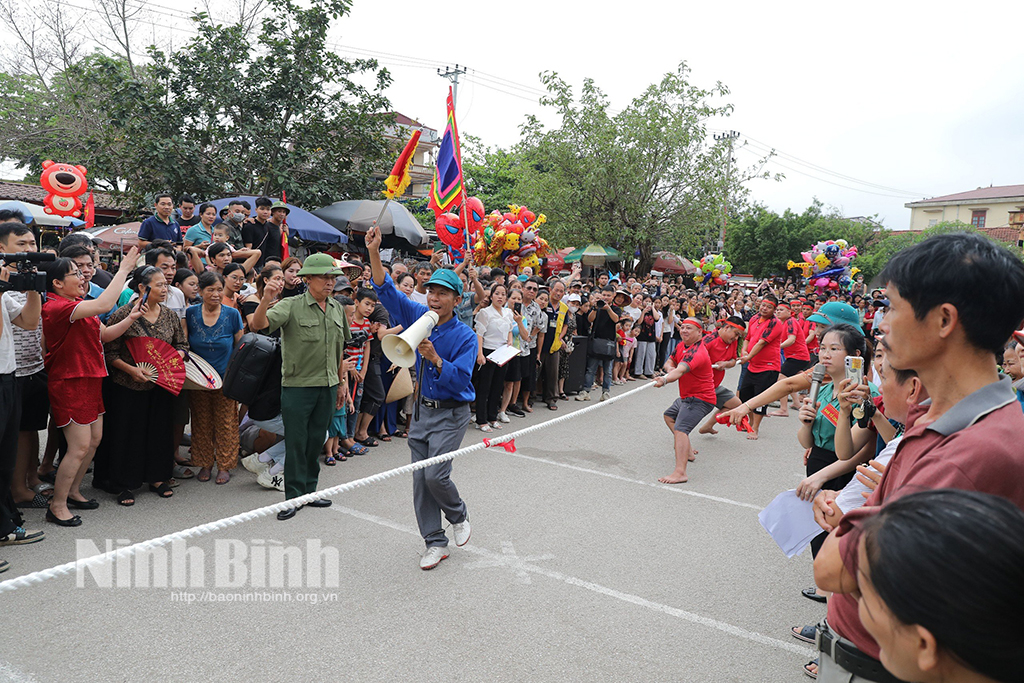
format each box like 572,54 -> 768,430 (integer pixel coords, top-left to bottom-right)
746,431 -> 759,440
698,424 -> 719,435
658,473 -> 689,484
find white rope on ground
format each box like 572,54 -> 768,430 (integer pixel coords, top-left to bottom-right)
0,381 -> 657,595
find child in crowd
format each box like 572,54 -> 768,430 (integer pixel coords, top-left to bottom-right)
323,295 -> 367,462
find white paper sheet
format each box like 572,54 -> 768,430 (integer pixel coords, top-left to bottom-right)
758,490 -> 826,558
486,345 -> 520,367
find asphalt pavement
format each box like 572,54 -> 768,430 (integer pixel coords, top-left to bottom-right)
0,367 -> 826,682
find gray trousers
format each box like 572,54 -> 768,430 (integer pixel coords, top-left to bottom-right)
409,402 -> 470,547
539,347 -> 561,404
634,340 -> 657,376
816,621 -> 878,683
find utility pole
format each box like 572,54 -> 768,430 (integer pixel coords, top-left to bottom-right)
437,64 -> 467,109
713,130 -> 739,254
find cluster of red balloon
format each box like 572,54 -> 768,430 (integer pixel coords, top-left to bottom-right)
470,204 -> 551,274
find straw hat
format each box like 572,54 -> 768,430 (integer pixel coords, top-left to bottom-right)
386,367 -> 413,403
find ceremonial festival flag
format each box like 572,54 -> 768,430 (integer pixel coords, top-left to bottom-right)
280,190 -> 289,260
383,129 -> 422,199
427,87 -> 464,217
83,192 -> 95,229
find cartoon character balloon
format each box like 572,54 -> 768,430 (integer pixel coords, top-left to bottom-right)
471,203 -> 549,275
434,196 -> 486,263
40,160 -> 88,217
787,239 -> 859,293
690,254 -> 733,286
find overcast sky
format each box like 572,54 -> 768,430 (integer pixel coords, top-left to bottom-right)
5,0 -> 1023,229
330,0 -> 1024,229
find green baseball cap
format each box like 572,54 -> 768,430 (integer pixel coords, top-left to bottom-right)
426,268 -> 462,294
296,253 -> 343,276
807,302 -> 862,332
270,201 -> 290,214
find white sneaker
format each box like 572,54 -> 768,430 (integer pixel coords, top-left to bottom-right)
453,518 -> 471,546
497,411 -> 510,423
600,392 -> 611,402
419,546 -> 450,570
257,469 -> 285,492
575,391 -> 591,401
476,423 -> 493,433
242,453 -> 269,475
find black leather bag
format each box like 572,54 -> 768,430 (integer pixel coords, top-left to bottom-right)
588,336 -> 616,360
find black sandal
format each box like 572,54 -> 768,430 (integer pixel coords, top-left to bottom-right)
357,436 -> 379,447
117,490 -> 135,506
149,482 -> 174,498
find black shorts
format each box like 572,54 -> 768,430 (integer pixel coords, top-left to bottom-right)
714,385 -> 736,409
505,354 -> 524,383
739,370 -> 779,415
781,358 -> 810,378
18,370 -> 49,432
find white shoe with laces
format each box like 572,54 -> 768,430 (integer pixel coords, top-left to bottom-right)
477,423 -> 493,433
497,411 -> 510,423
419,546 -> 450,570
575,391 -> 591,401
257,469 -> 285,492
241,453 -> 269,475
600,392 -> 611,402
453,518 -> 471,546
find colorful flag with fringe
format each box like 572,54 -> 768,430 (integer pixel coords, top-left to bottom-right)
384,129 -> 422,199
427,87 -> 463,217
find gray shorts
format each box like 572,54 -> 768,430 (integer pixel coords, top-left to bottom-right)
715,385 -> 736,409
663,397 -> 716,434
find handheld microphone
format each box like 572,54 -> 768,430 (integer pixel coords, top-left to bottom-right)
808,363 -> 826,409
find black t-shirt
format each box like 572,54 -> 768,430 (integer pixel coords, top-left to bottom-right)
241,220 -> 282,266
368,302 -> 389,360
590,305 -> 619,340
177,214 -> 202,227
637,310 -> 657,342
575,310 -> 591,337
281,281 -> 306,298
91,268 -> 113,288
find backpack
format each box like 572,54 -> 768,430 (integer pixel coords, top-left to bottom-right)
222,333 -> 281,410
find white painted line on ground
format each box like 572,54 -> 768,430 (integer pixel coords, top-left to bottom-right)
486,450 -> 764,511
0,659 -> 38,682
331,505 -> 813,658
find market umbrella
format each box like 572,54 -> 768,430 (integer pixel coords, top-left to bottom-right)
84,222 -> 140,250
652,251 -> 699,275
0,200 -> 84,227
313,200 -> 429,249
563,243 -> 622,266
209,197 -> 347,244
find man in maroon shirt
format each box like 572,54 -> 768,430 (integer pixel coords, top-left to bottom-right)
738,294 -> 785,439
655,318 -> 717,484
809,232 -> 1024,683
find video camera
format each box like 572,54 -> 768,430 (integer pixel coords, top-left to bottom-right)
0,252 -> 55,293
345,329 -> 371,349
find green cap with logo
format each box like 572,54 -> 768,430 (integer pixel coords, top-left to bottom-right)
807,302 -> 862,333
426,268 -> 462,294
296,253 -> 343,276
270,201 -> 290,214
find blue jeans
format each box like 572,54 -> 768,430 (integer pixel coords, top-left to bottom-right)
584,356 -> 614,393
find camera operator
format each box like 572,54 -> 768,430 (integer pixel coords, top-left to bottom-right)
0,222 -> 45,557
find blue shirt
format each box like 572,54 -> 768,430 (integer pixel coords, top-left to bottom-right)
184,224 -> 213,246
85,282 -> 118,324
185,304 -> 243,376
373,273 -> 476,403
138,215 -> 181,243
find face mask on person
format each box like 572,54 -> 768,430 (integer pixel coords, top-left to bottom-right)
232,212 -> 245,222
568,304 -> 579,313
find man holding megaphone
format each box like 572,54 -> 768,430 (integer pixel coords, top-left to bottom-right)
366,225 -> 476,571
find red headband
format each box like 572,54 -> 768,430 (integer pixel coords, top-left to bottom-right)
721,320 -> 745,331
680,319 -> 704,330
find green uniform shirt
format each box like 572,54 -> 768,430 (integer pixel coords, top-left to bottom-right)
811,380 -> 881,451
264,292 -> 350,388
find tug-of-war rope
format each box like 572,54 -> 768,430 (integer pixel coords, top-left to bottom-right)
0,381 -> 656,595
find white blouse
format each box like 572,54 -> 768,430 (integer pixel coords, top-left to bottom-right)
475,305 -> 514,350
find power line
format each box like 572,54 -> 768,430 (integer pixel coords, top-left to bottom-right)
462,75 -> 541,104
742,135 -> 924,197
736,146 -> 923,199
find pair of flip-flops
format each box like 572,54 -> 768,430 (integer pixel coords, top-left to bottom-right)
346,443 -> 369,456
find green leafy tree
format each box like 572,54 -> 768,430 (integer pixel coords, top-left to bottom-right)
0,0 -> 392,210
513,62 -> 773,273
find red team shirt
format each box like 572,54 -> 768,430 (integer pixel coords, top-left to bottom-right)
41,296 -> 106,381
671,340 -> 717,405
745,315 -> 785,373
801,315 -> 820,355
701,332 -> 738,388
784,318 -> 811,362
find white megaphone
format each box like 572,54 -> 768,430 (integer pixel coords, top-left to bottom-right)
382,311 -> 439,368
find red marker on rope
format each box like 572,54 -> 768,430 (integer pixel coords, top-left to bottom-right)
483,437 -> 517,453
716,413 -> 754,434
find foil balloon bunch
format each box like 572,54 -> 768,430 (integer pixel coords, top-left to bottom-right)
434,196 -> 486,264
472,204 -> 550,274
691,254 -> 733,286
787,239 -> 860,292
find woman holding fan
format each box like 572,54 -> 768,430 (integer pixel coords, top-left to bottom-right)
95,266 -> 188,505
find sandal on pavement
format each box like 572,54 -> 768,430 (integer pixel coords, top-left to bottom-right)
173,465 -> 195,479
378,433 -> 392,442
801,586 -> 828,603
215,470 -> 231,485
0,560 -> 8,573
803,659 -> 818,679
791,625 -> 817,644
346,443 -> 369,456
357,436 -> 379,447
33,482 -> 54,495
16,493 -> 50,509
394,429 -> 408,438
149,482 -> 174,498
117,490 -> 135,506
324,455 -> 337,466
197,467 -> 212,482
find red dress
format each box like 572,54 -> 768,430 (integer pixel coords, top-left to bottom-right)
41,296 -> 107,426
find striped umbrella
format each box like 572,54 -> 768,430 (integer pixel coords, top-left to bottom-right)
563,243 -> 622,266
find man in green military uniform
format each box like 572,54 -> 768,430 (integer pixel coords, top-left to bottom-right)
252,253 -> 350,520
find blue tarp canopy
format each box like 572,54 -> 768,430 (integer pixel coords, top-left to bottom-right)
209,196 -> 347,244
